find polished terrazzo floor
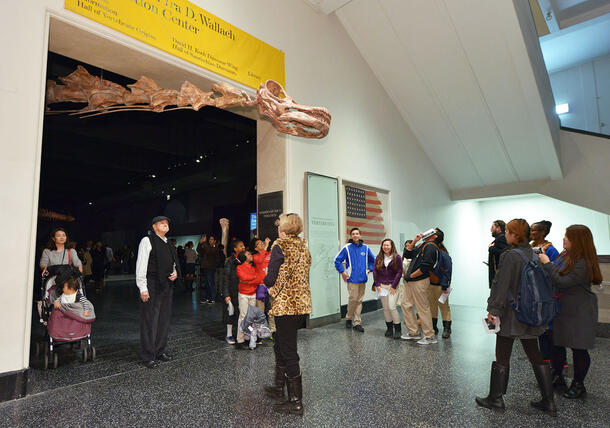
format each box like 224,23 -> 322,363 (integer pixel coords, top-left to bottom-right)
2,281 -> 609,427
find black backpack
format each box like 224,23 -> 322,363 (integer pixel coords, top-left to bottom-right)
509,249 -> 555,327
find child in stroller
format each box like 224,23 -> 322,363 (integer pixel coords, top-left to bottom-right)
36,266 -> 97,369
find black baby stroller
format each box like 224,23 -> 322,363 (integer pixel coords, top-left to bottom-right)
34,266 -> 96,370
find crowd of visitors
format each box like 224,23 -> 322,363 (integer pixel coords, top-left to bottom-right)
36,213 -> 603,418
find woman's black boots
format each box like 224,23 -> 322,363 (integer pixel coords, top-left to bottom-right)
476,361 -> 509,410
393,323 -> 401,340
530,364 -> 558,416
274,373 -> 303,415
384,322 -> 393,337
564,380 -> 586,399
442,321 -> 452,338
264,365 -> 286,401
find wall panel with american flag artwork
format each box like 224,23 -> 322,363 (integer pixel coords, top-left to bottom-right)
343,183 -> 390,245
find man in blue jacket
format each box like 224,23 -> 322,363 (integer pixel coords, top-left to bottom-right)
334,228 -> 375,332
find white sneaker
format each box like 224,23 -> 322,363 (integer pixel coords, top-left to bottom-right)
417,337 -> 438,345
401,334 -> 422,341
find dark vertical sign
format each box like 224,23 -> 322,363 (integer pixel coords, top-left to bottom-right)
257,191 -> 283,242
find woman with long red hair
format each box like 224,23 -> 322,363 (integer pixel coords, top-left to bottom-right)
538,224 -> 602,399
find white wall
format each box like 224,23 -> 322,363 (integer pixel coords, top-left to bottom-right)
549,54 -> 610,134
197,1 -> 452,306
440,194 -> 610,309
0,0 -> 451,374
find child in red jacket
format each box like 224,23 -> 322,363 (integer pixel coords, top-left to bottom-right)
251,237 -> 274,333
235,251 -> 266,348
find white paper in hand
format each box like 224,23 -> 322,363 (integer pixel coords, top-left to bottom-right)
438,287 -> 451,304
228,301 -> 234,316
377,287 -> 389,298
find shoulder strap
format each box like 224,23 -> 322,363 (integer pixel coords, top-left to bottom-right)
513,248 -> 536,263
68,248 -> 72,266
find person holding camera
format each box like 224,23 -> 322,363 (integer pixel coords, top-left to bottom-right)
402,229 -> 440,345
476,219 -> 556,416
539,224 -> 601,399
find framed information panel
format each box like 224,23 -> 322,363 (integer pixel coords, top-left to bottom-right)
306,173 -> 341,324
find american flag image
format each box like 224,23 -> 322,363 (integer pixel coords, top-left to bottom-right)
345,185 -> 386,245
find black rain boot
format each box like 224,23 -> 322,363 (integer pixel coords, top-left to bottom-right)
564,380 -> 586,399
384,322 -> 393,337
264,365 -> 286,401
530,364 -> 558,416
442,320 -> 452,339
476,362 -> 508,410
274,373 -> 303,415
393,323 -> 401,340
552,369 -> 567,390
432,318 -> 439,335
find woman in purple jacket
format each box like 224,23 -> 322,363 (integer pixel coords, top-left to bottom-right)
373,239 -> 403,339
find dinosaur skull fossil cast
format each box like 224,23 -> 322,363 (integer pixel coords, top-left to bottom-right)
45,66 -> 331,139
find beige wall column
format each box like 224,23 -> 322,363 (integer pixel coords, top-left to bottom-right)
257,119 -> 287,210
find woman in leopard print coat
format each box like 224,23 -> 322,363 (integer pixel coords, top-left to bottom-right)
263,213 -> 312,416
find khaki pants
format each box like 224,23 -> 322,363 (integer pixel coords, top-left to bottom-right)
428,285 -> 451,321
379,283 -> 400,324
401,277 -> 434,338
346,282 -> 366,326
237,292 -> 257,343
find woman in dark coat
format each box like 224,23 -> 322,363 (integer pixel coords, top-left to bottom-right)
539,224 -> 602,399
476,219 -> 556,416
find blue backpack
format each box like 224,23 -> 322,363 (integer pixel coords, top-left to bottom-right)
509,248 -> 556,327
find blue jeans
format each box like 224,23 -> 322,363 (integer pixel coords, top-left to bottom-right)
203,268 -> 216,301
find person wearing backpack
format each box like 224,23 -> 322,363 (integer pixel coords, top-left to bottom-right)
539,225 -> 602,400
476,219 -> 557,416
402,229 -> 440,345
427,229 -> 453,338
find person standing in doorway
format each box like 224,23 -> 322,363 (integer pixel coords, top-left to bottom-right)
198,235 -> 219,304
223,239 -> 246,344
183,241 -> 197,292
90,241 -> 106,294
135,216 -> 180,369
79,243 -> 93,287
334,228 -> 375,332
488,220 -> 508,289
402,230 -> 440,345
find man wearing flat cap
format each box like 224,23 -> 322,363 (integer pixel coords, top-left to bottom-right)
135,216 -> 180,368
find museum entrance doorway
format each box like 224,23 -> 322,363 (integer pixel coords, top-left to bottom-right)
26,17 -> 278,395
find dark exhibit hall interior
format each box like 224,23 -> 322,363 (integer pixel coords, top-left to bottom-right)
37,52 -> 257,252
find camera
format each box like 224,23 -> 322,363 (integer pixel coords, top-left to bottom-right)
421,228 -> 437,240
533,247 -> 543,254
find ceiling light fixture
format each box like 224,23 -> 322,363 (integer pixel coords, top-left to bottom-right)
555,103 -> 569,115
196,159 -> 200,163
166,194 -> 171,200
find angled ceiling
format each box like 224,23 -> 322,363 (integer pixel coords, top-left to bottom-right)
311,0 -> 564,191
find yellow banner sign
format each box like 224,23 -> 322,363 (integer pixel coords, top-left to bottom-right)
65,0 -> 285,89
